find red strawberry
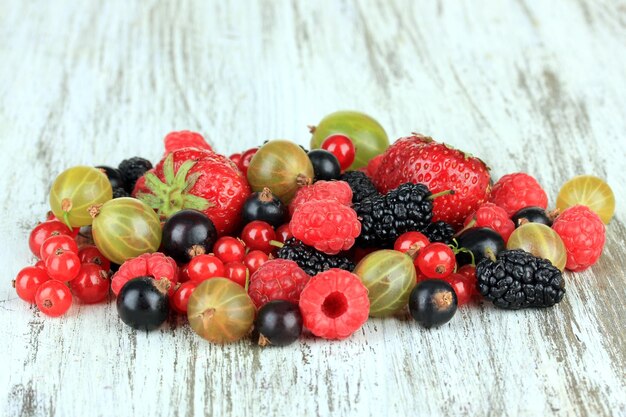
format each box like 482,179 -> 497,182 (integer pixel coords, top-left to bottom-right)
374,135 -> 491,227
134,148 -> 250,235
164,131 -> 213,153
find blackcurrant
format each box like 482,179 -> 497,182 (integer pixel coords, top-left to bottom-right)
161,209 -> 217,264
116,277 -> 169,331
409,280 -> 458,328
455,227 -> 505,266
241,188 -> 287,228
96,165 -> 125,190
254,300 -> 302,346
307,149 -> 341,181
511,206 -> 553,227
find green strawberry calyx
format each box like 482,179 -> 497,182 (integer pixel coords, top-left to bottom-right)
137,153 -> 213,218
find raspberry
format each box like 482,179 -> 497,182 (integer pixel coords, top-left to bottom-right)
288,180 -> 352,215
247,259 -> 310,308
290,199 -> 361,255
111,253 -> 178,295
164,130 -> 213,154
489,173 -> 548,216
552,205 -> 605,271
463,202 -> 515,242
298,269 -> 369,339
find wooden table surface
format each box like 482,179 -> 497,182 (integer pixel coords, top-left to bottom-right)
1,1 -> 625,416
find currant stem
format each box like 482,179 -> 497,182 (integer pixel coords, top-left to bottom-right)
269,240 -> 285,249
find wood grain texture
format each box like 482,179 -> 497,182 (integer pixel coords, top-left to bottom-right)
1,1 -> 625,416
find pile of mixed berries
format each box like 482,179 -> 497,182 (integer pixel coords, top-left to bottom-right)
13,111 -> 615,345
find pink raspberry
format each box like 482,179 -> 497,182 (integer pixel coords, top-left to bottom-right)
290,199 -> 361,255
111,253 -> 178,295
289,180 -> 353,215
299,269 -> 370,340
552,205 -> 605,271
247,259 -> 310,308
489,173 -> 548,216
164,130 -> 213,154
463,202 -> 515,242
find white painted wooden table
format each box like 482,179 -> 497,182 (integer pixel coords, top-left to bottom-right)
1,1 -> 625,416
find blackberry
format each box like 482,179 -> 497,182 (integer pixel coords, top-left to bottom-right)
354,183 -> 434,247
112,187 -> 129,199
340,171 -> 379,203
276,238 -> 355,276
422,221 -> 455,244
476,249 -> 565,309
118,157 -> 153,193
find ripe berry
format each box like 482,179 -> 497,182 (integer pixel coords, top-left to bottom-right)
171,281 -> 198,314
119,157 -> 153,193
275,224 -> 292,243
247,259 -> 310,308
213,237 -> 246,264
229,153 -> 242,167
321,134 -> 356,170
394,231 -> 430,253
457,264 -> 479,297
96,165 -> 125,190
511,206 -> 552,227
299,269 -> 369,339
409,279 -> 457,328
552,205 -> 605,271
416,243 -> 455,278
111,252 -> 178,296
35,280 -> 72,317
34,260 -> 46,270
40,234 -> 79,261
116,277 -> 170,330
240,147 -> 259,176
78,245 -> 111,271
14,266 -> 50,303
244,250 -> 269,274
307,149 -> 341,181
557,175 -> 615,224
241,188 -> 287,228
455,227 -> 505,266
254,300 -> 303,346
289,180 -> 353,215
440,273 -> 472,306
179,264 -> 191,283
188,254 -> 225,283
224,262 -> 248,287
290,199 -> 361,255
161,209 -> 218,263
463,202 -> 515,242
241,221 -> 276,254
164,130 -> 212,153
45,249 -> 81,281
70,264 -> 110,304
489,173 -> 548,216
29,221 -> 72,258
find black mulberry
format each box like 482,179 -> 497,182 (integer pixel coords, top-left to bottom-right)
423,221 -> 456,244
119,157 -> 153,193
276,238 -> 355,276
339,171 -> 379,203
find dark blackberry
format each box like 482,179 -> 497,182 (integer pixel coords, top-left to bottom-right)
276,238 -> 355,276
476,249 -> 566,309
422,221 -> 455,244
354,183 -> 434,247
340,171 -> 379,203
112,187 -> 129,199
118,157 -> 153,193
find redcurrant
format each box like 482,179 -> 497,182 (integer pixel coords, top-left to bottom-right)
394,231 -> 430,253
229,153 -> 242,167
441,273 -> 472,306
14,266 -> 50,303
78,245 -> 111,271
35,280 -> 72,317
243,250 -> 268,274
45,249 -> 81,281
321,134 -> 356,170
70,264 -> 110,303
241,220 -> 275,253
213,236 -> 246,263
28,220 -> 72,258
275,224 -> 292,244
40,234 -> 78,261
35,260 -> 46,270
224,262 -> 248,287
416,243 -> 455,278
240,147 -> 259,176
179,264 -> 191,283
188,254 -> 225,283
457,264 -> 479,297
171,281 -> 197,314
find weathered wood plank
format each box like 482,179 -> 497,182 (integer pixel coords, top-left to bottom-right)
0,1 -> 624,416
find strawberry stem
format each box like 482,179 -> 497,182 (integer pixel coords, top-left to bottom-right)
428,189 -> 455,200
